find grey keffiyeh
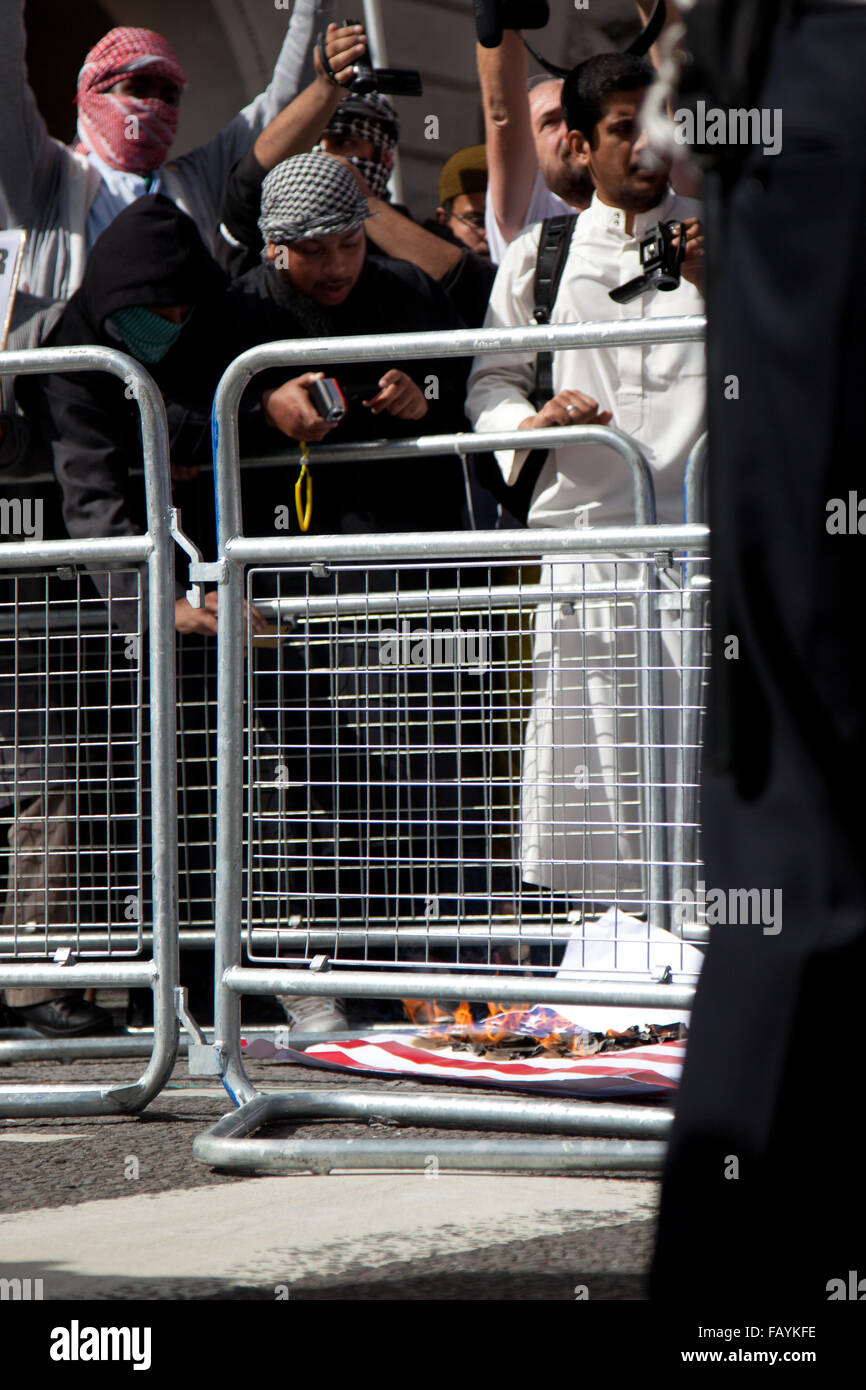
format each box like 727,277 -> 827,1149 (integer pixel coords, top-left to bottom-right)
258,152 -> 369,245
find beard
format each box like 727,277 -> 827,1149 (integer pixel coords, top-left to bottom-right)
544,158 -> 595,209
613,170 -> 671,214
264,263 -> 346,337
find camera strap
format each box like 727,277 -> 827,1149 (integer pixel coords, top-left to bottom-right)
532,214 -> 577,406
473,214 -> 577,525
519,0 -> 667,76
295,443 -> 313,533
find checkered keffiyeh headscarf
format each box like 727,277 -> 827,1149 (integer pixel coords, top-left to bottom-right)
321,93 -> 399,200
258,152 -> 370,245
75,28 -> 188,174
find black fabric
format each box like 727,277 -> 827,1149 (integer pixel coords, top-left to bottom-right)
17,197 -> 227,607
219,252 -> 471,535
49,195 -> 228,351
651,6 -> 866,1303
216,147 -> 268,277
676,0 -> 783,174
420,217 -> 497,328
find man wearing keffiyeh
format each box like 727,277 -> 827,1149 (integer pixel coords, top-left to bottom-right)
0,0 -> 339,301
252,151 -> 430,440
318,91 -> 399,201
74,27 -> 188,177
217,150 -> 486,1036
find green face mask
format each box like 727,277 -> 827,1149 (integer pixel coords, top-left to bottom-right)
111,306 -> 191,364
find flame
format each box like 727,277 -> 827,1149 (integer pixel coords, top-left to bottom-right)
403,999 -> 456,1027
453,1000 -> 473,1028
406,997 -> 605,1057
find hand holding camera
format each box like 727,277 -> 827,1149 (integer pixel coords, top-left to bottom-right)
261,373 -> 340,444
262,370 -> 430,443
315,23 -> 369,93
609,218 -> 704,304
311,371 -> 429,422
317,18 -> 422,97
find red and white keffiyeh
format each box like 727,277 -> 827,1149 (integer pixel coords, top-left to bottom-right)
75,27 -> 188,174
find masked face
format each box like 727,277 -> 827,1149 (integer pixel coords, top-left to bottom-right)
110,305 -> 192,362
75,27 -> 187,174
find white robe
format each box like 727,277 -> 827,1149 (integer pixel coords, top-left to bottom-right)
467,189 -> 707,904
520,556 -> 685,903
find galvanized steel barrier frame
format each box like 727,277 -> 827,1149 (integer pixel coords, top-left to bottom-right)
0,346 -> 178,1116
194,316 -> 708,1173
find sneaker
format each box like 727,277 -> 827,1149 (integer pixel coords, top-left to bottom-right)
279,994 -> 347,1033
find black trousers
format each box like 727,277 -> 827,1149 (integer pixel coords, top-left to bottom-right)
651,7 -> 866,1301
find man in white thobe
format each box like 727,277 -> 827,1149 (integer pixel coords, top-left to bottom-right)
467,51 -> 706,912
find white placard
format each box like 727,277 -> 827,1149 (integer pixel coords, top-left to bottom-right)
0,230 -> 27,350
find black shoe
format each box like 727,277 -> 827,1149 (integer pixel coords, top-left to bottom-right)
5,993 -> 116,1039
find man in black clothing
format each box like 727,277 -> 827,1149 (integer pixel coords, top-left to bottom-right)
2,197 -> 261,1037
222,149 -> 471,535
651,0 -> 866,1302
218,150 -> 492,1027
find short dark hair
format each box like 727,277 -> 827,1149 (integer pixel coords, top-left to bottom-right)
562,53 -> 655,145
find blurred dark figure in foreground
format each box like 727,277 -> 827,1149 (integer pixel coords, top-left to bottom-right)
651,0 -> 866,1301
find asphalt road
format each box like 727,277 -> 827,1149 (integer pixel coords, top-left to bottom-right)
0,1053 -> 659,1300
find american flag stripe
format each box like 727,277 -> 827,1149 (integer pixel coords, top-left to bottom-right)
297,1035 -> 687,1097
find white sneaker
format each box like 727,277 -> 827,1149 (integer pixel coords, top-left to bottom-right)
279,994 -> 348,1034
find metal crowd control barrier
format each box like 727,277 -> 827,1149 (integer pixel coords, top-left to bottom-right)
193,316 -> 708,1174
0,346 -> 178,1116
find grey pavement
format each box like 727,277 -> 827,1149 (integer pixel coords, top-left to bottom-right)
0,1054 -> 660,1300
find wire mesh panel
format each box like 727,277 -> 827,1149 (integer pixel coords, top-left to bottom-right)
175,630 -> 218,937
0,343 -> 180,1118
671,565 -> 711,928
0,591 -> 229,955
242,546 -> 708,985
0,567 -> 144,958
0,607 -> 225,956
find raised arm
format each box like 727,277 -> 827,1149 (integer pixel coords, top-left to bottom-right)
252,23 -> 364,171
217,24 -> 364,264
0,0 -> 64,227
477,31 -> 539,251
170,0 -> 339,233
364,197 -> 462,280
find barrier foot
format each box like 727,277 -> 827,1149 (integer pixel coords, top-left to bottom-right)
192,1089 -> 670,1174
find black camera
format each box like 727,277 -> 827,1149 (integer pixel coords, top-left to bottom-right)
309,378 -> 347,423
609,221 -> 686,305
318,25 -> 422,97
309,377 -> 383,422
473,1 -> 550,49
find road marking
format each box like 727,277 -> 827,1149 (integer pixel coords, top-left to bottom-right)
0,1132 -> 90,1143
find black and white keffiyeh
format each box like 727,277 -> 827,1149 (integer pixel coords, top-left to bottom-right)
320,93 -> 399,200
258,151 -> 369,245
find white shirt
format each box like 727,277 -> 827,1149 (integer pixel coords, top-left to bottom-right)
467,188 -> 706,527
485,167 -> 572,265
